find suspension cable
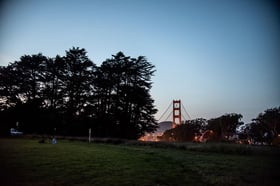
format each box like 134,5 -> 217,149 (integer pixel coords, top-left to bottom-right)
182,103 -> 191,120
158,101 -> 172,121
164,110 -> 173,122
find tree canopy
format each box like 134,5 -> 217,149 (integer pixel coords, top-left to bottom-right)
207,113 -> 243,140
159,114 -> 244,142
0,47 -> 157,139
246,107 -> 280,144
159,118 -> 207,142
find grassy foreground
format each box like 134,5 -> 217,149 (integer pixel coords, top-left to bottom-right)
0,138 -> 279,186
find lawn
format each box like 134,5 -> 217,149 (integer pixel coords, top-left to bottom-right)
0,138 -> 279,186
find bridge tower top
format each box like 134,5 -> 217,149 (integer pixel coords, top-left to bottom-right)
172,100 -> 182,128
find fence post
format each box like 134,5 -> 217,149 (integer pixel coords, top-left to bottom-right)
89,128 -> 91,143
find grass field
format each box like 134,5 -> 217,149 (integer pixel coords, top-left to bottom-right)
0,138 -> 280,186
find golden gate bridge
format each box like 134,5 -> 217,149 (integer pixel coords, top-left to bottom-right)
139,99 -> 192,141
157,99 -> 192,128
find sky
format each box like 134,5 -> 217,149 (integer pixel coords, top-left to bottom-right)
0,0 -> 279,123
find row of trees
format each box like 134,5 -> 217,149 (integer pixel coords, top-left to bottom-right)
159,113 -> 243,142
160,108 -> 280,144
0,47 -> 158,139
245,107 -> 280,144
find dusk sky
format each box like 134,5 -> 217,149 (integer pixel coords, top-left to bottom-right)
0,0 -> 279,123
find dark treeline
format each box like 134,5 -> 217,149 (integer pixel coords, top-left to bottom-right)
159,113 -> 243,142
0,47 -> 158,139
160,108 -> 280,145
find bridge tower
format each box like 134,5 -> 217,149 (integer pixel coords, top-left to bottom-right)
172,100 -> 182,128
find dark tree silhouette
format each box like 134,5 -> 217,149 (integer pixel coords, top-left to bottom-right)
247,107 -> 280,144
43,55 -> 66,110
63,47 -> 96,116
0,65 -> 19,108
94,52 -> 157,139
0,54 -> 48,108
61,47 -> 96,135
14,54 -> 48,103
0,48 -> 158,139
0,54 -> 51,134
159,118 -> 207,142
207,113 -> 243,140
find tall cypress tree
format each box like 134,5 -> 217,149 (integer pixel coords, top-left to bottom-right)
94,52 -> 158,139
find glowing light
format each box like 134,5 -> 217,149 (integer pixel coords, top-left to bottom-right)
247,138 -> 252,145
138,132 -> 163,142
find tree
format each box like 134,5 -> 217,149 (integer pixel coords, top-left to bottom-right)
248,107 -> 280,144
63,47 -> 96,116
0,65 -> 19,109
207,113 -> 243,141
0,54 -> 48,109
0,54 -> 51,134
43,55 -> 66,110
94,52 -> 157,139
0,48 -> 157,138
14,54 -> 48,103
159,118 -> 207,142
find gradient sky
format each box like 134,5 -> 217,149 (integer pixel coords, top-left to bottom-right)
0,0 -> 279,123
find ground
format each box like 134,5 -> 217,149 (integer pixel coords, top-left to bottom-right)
0,137 -> 279,186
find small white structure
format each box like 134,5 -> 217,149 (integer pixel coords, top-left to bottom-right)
10,128 -> 23,136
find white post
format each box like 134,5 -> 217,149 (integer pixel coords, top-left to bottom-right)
89,128 -> 91,143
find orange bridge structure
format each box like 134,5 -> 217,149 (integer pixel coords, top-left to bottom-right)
139,99 -> 191,141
